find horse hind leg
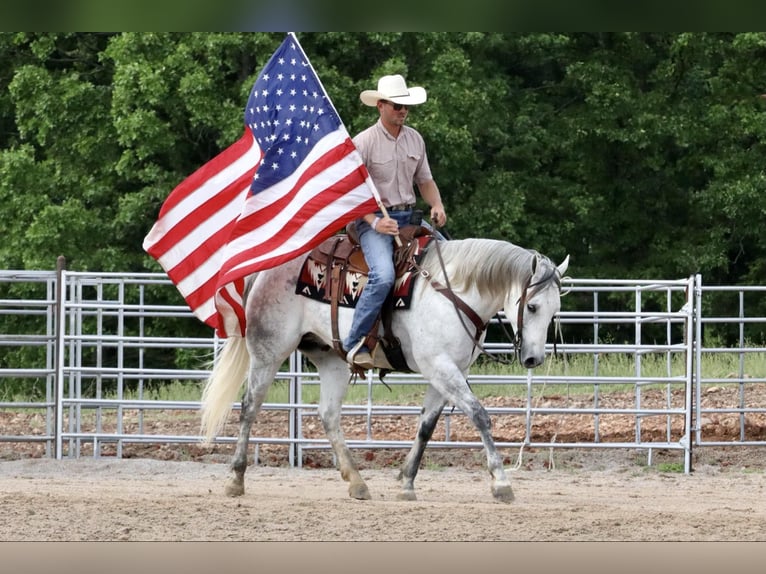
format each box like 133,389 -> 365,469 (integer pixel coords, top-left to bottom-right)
310,353 -> 371,500
397,385 -> 447,501
225,363 -> 279,497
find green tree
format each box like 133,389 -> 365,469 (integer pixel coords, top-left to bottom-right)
3,32 -> 766,355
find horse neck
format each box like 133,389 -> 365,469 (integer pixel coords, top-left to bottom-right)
425,238 -> 534,320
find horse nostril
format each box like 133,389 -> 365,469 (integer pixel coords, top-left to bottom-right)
523,357 -> 539,368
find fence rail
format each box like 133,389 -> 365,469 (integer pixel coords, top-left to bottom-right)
2,266 -> 766,473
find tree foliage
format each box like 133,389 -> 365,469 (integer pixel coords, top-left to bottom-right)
2,32 -> 766,298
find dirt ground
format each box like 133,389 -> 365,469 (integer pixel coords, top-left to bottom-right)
1,384 -> 766,541
0,448 -> 765,542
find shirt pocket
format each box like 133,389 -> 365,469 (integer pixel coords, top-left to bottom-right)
404,153 -> 422,179
370,153 -> 394,168
368,154 -> 395,182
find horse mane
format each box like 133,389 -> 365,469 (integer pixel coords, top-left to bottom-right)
419,238 -> 537,299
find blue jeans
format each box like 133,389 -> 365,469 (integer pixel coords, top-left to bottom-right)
344,209 -> 414,351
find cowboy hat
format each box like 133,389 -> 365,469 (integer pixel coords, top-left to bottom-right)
360,74 -> 427,107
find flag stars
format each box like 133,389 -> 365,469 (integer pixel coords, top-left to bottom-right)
150,36 -> 360,341
243,36 -> 343,185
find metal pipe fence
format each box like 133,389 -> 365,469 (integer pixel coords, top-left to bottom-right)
2,266 -> 765,474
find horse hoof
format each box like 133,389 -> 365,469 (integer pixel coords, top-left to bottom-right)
396,490 -> 417,501
492,483 -> 515,503
349,483 -> 371,500
224,478 -> 245,497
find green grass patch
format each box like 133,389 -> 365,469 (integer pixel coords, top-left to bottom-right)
656,462 -> 685,473
7,349 -> 766,405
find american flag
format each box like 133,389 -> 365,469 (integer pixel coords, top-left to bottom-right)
143,33 -> 379,337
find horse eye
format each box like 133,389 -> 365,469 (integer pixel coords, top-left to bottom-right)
527,303 -> 537,313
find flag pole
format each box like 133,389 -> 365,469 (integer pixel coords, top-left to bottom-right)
288,32 -> 400,245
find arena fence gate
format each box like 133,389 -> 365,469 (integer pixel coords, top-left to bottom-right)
2,259 -> 765,474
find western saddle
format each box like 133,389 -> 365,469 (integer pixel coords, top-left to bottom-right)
305,222 -> 434,375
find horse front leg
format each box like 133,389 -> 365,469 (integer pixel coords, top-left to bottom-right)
467,400 -> 514,502
423,365 -> 514,503
315,358 -> 371,500
397,385 -> 446,500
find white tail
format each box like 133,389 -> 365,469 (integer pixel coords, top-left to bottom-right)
199,336 -> 250,445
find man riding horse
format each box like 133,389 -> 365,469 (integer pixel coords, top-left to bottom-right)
344,74 -> 448,369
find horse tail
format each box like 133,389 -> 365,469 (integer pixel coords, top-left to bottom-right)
199,335 -> 250,445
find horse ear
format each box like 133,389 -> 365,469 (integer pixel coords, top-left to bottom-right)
531,254 -> 538,275
557,254 -> 570,276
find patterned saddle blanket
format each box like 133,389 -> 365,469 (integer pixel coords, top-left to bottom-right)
295,226 -> 433,309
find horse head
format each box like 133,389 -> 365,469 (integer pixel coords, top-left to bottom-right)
509,253 -> 569,368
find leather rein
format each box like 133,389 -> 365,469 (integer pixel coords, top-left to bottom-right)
409,240 -> 562,364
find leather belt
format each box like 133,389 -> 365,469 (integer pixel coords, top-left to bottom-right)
386,203 -> 415,211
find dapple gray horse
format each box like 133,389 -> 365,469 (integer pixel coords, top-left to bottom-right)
201,237 -> 569,502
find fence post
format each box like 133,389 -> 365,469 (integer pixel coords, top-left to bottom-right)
288,350 -> 300,467
682,275 -> 697,473
54,256 -> 66,459
693,273 -> 703,454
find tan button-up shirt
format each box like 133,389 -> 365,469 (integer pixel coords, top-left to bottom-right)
352,120 -> 433,208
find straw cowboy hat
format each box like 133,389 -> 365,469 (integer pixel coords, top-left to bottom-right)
360,74 -> 427,107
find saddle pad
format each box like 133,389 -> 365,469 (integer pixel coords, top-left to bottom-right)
295,235 -> 432,309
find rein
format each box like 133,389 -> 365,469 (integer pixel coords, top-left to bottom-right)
410,239 -> 489,350
410,240 -> 562,364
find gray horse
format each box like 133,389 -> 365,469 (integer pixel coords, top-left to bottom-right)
201,237 -> 569,502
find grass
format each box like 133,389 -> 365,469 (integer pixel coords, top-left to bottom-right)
6,349 -> 765,405
656,462 -> 685,473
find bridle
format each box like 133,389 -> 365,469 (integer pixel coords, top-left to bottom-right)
512,264 -> 563,362
411,240 -> 563,364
